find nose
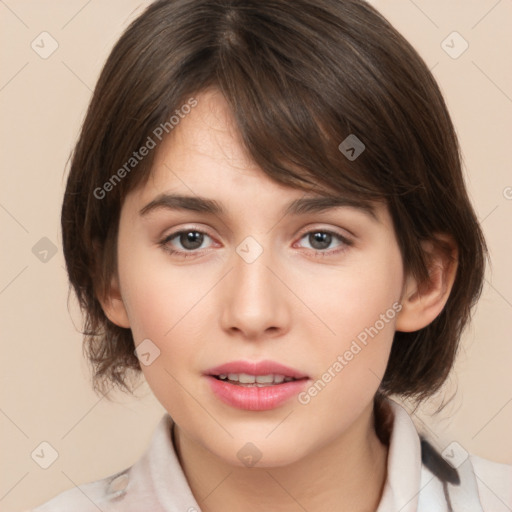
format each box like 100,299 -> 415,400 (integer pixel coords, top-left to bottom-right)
219,242 -> 291,341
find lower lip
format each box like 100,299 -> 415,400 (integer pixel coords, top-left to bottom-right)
205,376 -> 309,411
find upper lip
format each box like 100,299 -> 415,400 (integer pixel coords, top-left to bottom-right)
205,360 -> 309,379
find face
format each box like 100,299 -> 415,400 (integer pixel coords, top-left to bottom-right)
111,89 -> 406,467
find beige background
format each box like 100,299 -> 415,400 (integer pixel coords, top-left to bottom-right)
1,1 -> 511,511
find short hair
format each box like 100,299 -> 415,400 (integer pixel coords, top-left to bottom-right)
61,0 -> 487,402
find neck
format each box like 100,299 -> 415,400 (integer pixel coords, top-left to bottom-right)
173,400 -> 389,512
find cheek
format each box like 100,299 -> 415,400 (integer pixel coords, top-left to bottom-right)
118,238 -> 192,337
117,242 -> 213,376
300,248 -> 403,399
311,248 -> 403,343
119,258 -> 206,412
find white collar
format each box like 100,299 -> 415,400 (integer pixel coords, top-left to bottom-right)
125,397 -> 482,511
376,398 -> 424,511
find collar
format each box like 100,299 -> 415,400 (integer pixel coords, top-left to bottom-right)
377,399 -> 483,512
125,397 -> 481,512
376,398 -> 423,511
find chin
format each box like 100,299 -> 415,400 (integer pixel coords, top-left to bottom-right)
209,435 -> 310,469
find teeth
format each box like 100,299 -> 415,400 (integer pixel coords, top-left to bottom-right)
255,375 -> 274,384
239,373 -> 256,384
217,373 -> 296,385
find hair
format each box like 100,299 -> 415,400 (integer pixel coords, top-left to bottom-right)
61,0 -> 487,403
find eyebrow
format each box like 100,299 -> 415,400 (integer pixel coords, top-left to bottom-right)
139,193 -> 378,221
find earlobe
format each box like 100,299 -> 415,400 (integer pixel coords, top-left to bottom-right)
97,274 -> 131,329
395,235 -> 458,333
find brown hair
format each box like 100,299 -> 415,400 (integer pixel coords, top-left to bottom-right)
62,0 -> 487,402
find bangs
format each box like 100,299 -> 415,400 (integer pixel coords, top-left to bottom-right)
207,1 -> 421,208
121,1 -> 405,208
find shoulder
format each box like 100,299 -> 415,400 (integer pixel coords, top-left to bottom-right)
26,412 -> 189,512
380,398 -> 512,512
470,454 -> 512,512
28,468 -> 132,512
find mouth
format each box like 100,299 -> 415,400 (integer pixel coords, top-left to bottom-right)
205,359 -> 308,383
204,360 -> 310,411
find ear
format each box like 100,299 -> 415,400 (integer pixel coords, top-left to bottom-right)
395,234 -> 458,332
97,272 -> 131,329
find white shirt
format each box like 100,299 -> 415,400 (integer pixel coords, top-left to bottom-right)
29,399 -> 512,511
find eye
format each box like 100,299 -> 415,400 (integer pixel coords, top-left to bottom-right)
159,227 -> 353,259
295,229 -> 353,255
159,229 -> 214,257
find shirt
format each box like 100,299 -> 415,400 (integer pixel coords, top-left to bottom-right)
28,399 -> 512,511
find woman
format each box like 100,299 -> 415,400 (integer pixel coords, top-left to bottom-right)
30,0 -> 512,510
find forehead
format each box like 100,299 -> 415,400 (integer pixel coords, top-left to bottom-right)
127,89 -> 387,226
156,89 -> 256,175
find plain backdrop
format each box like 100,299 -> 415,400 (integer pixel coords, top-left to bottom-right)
0,1 -> 511,511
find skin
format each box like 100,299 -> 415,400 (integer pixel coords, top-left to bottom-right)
102,88 -> 458,512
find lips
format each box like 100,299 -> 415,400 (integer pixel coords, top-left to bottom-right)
204,360 -> 310,411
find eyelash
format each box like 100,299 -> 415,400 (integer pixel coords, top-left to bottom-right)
158,227 -> 354,259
